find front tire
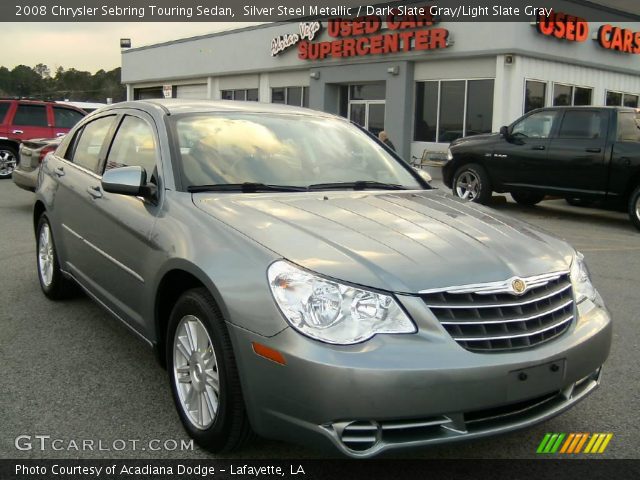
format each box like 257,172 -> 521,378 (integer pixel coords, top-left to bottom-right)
629,185 -> 640,231
453,163 -> 492,204
511,191 -> 545,206
167,288 -> 252,453
0,144 -> 18,179
36,214 -> 77,299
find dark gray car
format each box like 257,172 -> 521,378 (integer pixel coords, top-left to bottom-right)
34,100 -> 611,458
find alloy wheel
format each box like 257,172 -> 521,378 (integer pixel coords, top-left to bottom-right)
0,149 -> 17,176
455,171 -> 480,201
38,223 -> 54,287
172,315 -> 220,430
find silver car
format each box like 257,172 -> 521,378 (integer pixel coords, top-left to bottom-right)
35,100 -> 611,458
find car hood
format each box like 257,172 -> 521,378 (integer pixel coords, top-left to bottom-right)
193,190 -> 574,294
450,132 -> 499,148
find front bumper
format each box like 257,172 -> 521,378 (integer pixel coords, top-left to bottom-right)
229,298 -> 611,458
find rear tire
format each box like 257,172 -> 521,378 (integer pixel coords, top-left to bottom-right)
452,163 -> 492,204
36,214 -> 77,299
629,185 -> 640,231
167,288 -> 253,453
511,191 -> 545,206
0,144 -> 18,179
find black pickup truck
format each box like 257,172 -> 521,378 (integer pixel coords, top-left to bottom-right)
443,106 -> 640,230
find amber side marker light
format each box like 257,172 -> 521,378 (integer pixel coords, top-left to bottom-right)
252,342 -> 287,365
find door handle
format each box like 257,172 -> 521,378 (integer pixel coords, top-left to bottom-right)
87,185 -> 103,199
53,166 -> 65,177
12,130 -> 24,135
55,133 -> 65,137
585,148 -> 602,153
531,145 -> 546,150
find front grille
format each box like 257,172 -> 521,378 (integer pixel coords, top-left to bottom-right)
422,272 -> 574,352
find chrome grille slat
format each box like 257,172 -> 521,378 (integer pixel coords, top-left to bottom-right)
452,314 -> 573,342
422,272 -> 575,352
441,299 -> 574,325
424,282 -> 571,309
381,418 -> 450,430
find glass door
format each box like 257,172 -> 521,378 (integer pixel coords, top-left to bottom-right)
347,83 -> 386,136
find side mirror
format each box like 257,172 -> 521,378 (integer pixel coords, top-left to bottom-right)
101,165 -> 147,196
415,168 -> 432,184
499,125 -> 509,137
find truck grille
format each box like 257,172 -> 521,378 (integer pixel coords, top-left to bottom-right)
421,271 -> 574,352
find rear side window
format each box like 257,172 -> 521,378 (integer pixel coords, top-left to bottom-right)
617,112 -> 640,142
0,102 -> 9,123
53,107 -> 84,129
13,104 -> 48,127
557,111 -> 605,139
70,116 -> 114,173
105,116 -> 158,178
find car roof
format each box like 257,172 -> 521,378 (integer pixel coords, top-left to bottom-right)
107,99 -> 337,118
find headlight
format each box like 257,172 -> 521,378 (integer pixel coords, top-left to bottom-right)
268,261 -> 416,345
570,251 -> 599,305
446,148 -> 454,161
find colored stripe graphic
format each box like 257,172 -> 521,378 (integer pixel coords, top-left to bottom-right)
537,433 -> 613,454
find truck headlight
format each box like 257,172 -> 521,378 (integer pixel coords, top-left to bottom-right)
268,261 -> 416,345
446,148 -> 454,161
570,251 -> 603,306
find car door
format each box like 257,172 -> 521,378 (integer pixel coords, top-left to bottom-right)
52,106 -> 86,138
9,103 -> 53,140
49,114 -> 119,285
544,109 -> 609,195
488,109 -> 560,189
79,112 -> 163,336
608,110 -> 640,199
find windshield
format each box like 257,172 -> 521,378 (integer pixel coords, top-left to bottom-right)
172,113 -> 423,190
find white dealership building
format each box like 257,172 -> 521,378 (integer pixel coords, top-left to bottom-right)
121,3 -> 640,169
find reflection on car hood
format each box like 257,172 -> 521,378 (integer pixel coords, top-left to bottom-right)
450,132 -> 499,147
193,190 -> 573,294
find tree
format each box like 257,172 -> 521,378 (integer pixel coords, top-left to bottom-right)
34,63 -> 51,79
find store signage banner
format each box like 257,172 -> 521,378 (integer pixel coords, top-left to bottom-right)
534,11 -> 640,54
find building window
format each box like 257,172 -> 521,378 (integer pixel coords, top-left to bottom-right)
221,89 -> 259,101
524,80 -> 546,113
553,84 -> 593,106
605,90 -> 639,108
271,86 -> 309,107
414,79 -> 494,143
624,94 -> 639,108
606,90 -> 623,106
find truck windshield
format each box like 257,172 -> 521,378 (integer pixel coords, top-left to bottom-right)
172,113 -> 423,191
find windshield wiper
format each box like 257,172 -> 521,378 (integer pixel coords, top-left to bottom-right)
188,182 -> 307,193
307,181 -> 407,191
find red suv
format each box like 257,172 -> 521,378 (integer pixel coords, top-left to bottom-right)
0,99 -> 86,179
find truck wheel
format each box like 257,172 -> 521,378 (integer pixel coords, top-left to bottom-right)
0,144 -> 18,179
511,191 -> 545,206
453,164 -> 492,204
629,186 -> 640,231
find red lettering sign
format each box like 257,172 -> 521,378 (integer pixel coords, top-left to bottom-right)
598,24 -> 640,54
536,11 -> 588,42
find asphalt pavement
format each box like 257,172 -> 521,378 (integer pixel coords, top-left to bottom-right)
0,179 -> 638,459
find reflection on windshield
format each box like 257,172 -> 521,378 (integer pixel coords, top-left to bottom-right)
174,113 -> 422,190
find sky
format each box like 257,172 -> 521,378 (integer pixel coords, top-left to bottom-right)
1,22 -> 262,73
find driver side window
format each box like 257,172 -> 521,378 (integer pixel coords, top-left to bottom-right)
104,115 -> 159,183
511,111 -> 559,139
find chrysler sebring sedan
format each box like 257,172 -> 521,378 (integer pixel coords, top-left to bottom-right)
34,100 -> 611,458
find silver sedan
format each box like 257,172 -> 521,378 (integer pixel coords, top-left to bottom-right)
34,100 -> 611,458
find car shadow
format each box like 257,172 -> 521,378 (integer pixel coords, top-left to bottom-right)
490,197 -> 635,233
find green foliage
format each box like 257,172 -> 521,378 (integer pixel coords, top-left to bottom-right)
0,64 -> 126,102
